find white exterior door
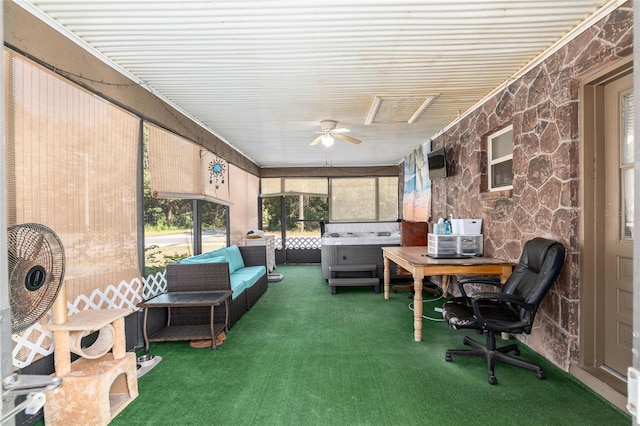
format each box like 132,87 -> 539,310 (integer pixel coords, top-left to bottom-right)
603,73 -> 634,376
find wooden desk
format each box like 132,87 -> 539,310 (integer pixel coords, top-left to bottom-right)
139,290 -> 232,351
381,246 -> 514,342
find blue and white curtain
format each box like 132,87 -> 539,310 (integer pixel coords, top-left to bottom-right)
402,140 -> 431,222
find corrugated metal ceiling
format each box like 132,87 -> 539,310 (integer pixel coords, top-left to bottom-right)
16,0 -> 620,167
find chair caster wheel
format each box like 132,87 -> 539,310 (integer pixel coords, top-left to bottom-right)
445,353 -> 452,362
488,375 -> 497,385
536,371 -> 546,380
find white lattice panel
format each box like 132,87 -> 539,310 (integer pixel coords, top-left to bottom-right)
11,312 -> 55,369
11,272 -> 166,369
143,269 -> 167,300
67,278 -> 143,314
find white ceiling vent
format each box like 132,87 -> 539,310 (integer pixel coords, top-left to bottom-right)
365,94 -> 439,125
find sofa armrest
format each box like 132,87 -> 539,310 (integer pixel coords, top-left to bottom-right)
239,245 -> 268,269
166,262 -> 231,292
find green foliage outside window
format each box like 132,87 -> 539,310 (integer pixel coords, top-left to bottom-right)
262,196 -> 327,233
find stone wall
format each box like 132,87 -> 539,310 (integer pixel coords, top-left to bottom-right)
430,3 -> 633,369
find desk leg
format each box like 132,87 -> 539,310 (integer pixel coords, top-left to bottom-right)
413,269 -> 424,342
442,275 -> 450,297
501,265 -> 513,283
384,256 -> 390,299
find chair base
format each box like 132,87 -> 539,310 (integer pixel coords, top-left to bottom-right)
445,332 -> 546,385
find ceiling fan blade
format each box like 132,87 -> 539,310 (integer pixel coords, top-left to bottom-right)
333,128 -> 350,133
333,132 -> 361,144
310,135 -> 323,146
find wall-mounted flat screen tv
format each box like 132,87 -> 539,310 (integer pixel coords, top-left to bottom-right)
427,147 -> 448,179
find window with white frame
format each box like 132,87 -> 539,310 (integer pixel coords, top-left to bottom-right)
488,126 -> 514,191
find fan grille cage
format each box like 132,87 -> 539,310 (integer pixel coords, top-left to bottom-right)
8,223 -> 65,333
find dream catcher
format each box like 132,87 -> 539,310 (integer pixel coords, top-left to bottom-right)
208,156 -> 226,189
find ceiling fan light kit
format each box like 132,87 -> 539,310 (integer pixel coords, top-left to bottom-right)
310,120 -> 361,147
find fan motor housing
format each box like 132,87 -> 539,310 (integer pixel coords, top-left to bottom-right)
25,264 -> 47,291
320,120 -> 337,132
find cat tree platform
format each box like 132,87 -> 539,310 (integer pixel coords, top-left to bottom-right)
43,307 -> 138,426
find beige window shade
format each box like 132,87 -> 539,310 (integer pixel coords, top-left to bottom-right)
378,177 -> 400,221
229,165 -> 259,244
330,177 -> 398,222
147,123 -> 231,205
147,123 -> 202,197
331,178 -> 377,221
260,178 -> 283,196
261,177 -> 328,197
4,48 -> 140,303
202,151 -> 231,205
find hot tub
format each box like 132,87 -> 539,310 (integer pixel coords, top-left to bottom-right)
320,222 -> 401,280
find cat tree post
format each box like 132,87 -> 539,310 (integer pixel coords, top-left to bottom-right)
51,284 -> 70,376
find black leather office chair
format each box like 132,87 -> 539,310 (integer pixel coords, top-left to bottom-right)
442,237 -> 566,384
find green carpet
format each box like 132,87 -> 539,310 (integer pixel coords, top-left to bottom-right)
113,265 -> 630,425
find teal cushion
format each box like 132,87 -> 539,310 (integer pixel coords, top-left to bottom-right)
232,266 -> 266,288
229,275 -> 246,299
180,255 -> 227,265
200,251 -> 225,260
208,248 -> 228,257
199,248 -> 234,273
180,253 -> 204,263
226,245 -> 245,273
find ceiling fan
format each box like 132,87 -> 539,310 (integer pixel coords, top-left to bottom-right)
310,120 -> 361,147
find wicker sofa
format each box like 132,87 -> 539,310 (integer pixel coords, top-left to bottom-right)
165,245 -> 268,328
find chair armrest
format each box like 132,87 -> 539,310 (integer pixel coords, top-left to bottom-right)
469,292 -> 533,332
471,292 -> 524,304
239,245 -> 267,268
457,276 -> 502,297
